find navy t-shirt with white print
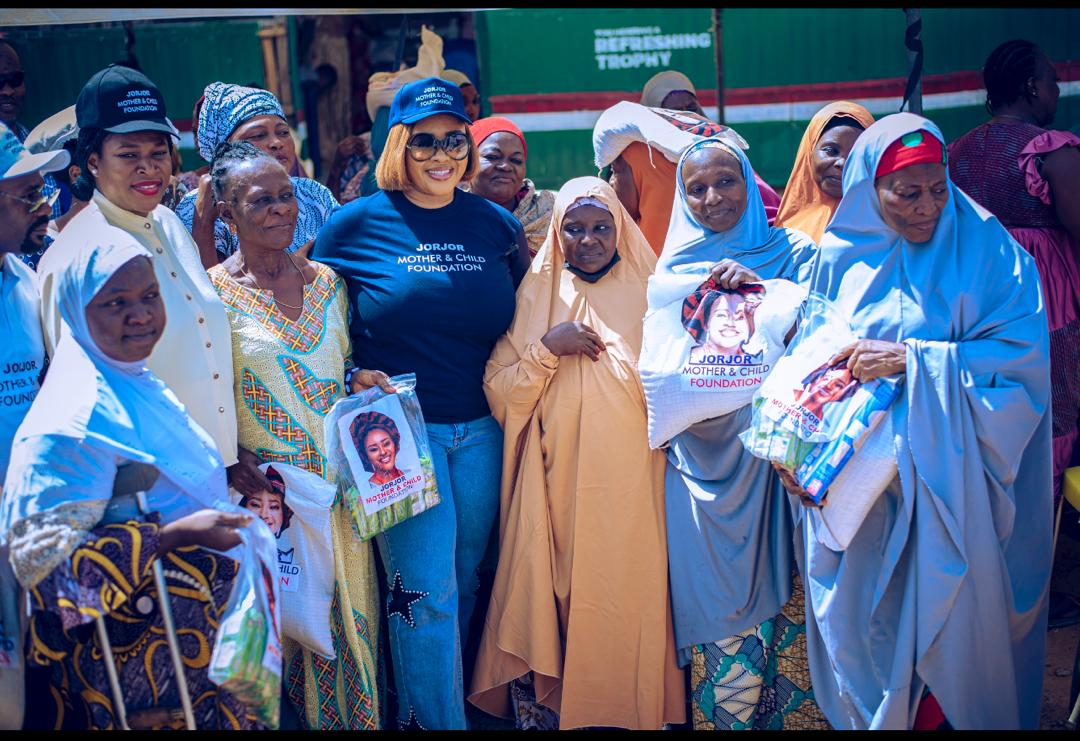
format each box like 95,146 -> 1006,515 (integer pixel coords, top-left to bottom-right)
312,188 -> 526,424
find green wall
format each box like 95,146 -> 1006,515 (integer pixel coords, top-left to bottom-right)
477,8 -> 1080,190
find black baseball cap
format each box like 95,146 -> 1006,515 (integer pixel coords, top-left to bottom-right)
75,64 -> 179,138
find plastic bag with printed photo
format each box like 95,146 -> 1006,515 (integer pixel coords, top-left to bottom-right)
639,275 -> 806,448
207,517 -> 282,728
230,462 -> 336,659
739,293 -> 902,549
324,373 -> 440,541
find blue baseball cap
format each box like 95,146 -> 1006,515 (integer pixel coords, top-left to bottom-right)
0,121 -> 70,181
388,77 -> 471,128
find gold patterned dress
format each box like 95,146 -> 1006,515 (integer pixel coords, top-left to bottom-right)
209,261 -> 381,730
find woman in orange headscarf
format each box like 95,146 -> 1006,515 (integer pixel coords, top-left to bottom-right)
468,177 -> 685,730
774,101 -> 875,242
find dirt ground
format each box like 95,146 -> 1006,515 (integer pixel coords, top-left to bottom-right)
465,506 -> 1080,731
1040,507 -> 1080,730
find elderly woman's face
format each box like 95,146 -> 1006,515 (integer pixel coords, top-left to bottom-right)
706,294 -> 750,352
220,157 -> 298,252
244,490 -> 284,536
812,123 -> 862,199
473,132 -> 525,207
561,203 -> 617,274
229,114 -> 296,173
88,131 -> 172,217
85,256 -> 166,362
681,147 -> 747,234
875,162 -> 949,244
404,114 -> 469,201
364,428 -> 399,474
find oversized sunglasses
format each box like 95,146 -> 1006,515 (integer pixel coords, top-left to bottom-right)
406,131 -> 470,162
0,71 -> 25,89
0,187 -> 58,214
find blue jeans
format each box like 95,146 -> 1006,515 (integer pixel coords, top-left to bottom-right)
376,414 -> 503,730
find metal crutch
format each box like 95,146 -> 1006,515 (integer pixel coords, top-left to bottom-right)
94,615 -> 131,730
135,490 -> 197,730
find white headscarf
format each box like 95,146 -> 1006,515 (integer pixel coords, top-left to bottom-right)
1,240 -> 230,538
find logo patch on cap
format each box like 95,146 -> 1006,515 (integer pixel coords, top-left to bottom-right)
900,131 -> 924,148
117,88 -> 162,116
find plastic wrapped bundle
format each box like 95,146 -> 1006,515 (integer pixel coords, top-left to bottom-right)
208,521 -> 282,728
325,373 -> 441,541
739,293 -> 903,549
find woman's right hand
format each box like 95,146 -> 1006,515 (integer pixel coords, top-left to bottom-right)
193,173 -> 217,229
226,446 -> 273,497
708,259 -> 761,289
159,510 -> 252,555
772,463 -> 821,508
541,321 -> 607,361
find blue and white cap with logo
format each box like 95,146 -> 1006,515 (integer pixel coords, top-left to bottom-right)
0,121 -> 70,181
388,77 -> 472,128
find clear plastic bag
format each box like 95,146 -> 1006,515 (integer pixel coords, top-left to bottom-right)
207,519 -> 282,728
324,373 -> 440,541
739,293 -> 902,506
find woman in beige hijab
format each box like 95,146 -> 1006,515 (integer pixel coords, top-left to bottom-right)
468,176 -> 685,730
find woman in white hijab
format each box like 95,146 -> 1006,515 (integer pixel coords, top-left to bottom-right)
1,240 -> 273,730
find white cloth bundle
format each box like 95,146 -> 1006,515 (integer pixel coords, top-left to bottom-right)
231,462 -> 336,658
640,276 -> 805,449
592,100 -> 749,170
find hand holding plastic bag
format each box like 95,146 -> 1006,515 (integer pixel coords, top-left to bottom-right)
207,516 -> 282,728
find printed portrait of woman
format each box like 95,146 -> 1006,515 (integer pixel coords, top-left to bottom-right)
349,411 -> 406,487
683,282 -> 766,364
793,357 -> 859,423
238,465 -> 294,538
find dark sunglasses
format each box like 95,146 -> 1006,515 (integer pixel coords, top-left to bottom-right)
0,71 -> 25,89
406,131 -> 470,162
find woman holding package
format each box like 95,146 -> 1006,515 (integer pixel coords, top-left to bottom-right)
312,77 -> 529,729
2,239 -> 264,730
782,113 -> 1052,730
657,137 -> 826,730
175,81 -> 338,266
468,177 -> 685,730
775,101 -> 875,242
206,141 -> 384,730
464,116 -> 555,259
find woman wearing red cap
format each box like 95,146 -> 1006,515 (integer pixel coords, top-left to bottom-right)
463,117 -> 555,259
778,113 -> 1052,730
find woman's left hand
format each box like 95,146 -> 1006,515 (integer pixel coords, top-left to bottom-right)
829,339 -> 907,383
350,368 -> 397,395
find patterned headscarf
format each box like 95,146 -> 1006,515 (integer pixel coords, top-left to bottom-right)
197,81 -> 286,161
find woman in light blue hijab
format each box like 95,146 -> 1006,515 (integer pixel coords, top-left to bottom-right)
655,137 -> 826,730
789,112 -> 1052,730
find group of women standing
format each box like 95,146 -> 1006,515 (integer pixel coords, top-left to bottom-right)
0,35 -> 1072,731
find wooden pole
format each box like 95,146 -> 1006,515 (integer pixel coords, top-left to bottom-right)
712,8 -> 725,124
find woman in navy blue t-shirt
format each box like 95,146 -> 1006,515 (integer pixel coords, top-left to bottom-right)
312,77 -> 529,730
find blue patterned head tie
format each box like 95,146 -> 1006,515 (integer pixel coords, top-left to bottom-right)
197,81 -> 286,162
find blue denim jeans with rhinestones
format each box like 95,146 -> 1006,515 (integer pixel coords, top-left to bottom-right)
375,414 -> 503,730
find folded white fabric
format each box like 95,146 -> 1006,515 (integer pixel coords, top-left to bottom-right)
639,275 -> 805,449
